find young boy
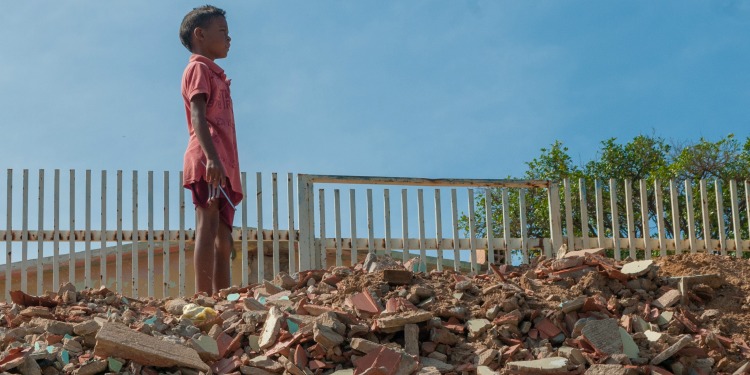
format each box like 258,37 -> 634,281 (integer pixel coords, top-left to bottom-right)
179,5 -> 243,295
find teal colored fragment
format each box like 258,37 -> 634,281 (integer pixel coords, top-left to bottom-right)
279,295 -> 289,301
227,293 -> 240,302
108,357 -> 124,372
287,319 -> 299,334
34,342 -> 41,351
46,346 -> 55,354
64,334 -> 74,340
144,316 -> 157,325
61,350 -> 70,364
259,296 -> 267,305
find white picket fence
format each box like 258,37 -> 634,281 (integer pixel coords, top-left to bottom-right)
1,168 -> 748,300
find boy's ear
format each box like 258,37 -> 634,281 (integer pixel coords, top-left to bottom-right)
193,27 -> 204,43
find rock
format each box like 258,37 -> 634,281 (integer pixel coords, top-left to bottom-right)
419,357 -> 454,373
620,260 -> 655,277
466,319 -> 492,339
74,359 -> 107,375
506,357 -> 573,374
581,318 -> 623,355
93,322 -> 209,372
259,306 -> 283,349
313,322 -> 345,349
376,310 -> 433,331
165,298 -> 188,315
404,324 -> 419,356
652,289 -> 681,309
651,334 -> 694,365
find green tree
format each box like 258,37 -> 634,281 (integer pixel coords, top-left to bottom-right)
461,134 -> 750,260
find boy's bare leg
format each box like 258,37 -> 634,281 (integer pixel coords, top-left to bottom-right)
194,204 -> 220,294
213,221 -> 233,293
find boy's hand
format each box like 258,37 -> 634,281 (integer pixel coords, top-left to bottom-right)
205,158 -> 226,204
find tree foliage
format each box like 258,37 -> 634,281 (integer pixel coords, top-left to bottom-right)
460,134 -> 750,257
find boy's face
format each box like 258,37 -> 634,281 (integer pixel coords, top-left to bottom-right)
194,16 -> 230,60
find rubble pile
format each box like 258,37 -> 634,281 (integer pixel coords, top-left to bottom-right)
2,249 -> 750,375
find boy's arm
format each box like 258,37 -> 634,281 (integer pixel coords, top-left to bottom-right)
190,94 -> 226,188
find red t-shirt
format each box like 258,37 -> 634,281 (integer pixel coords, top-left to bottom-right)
181,54 -> 243,205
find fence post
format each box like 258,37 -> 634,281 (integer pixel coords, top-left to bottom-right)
547,182 -> 563,258
297,174 -> 315,271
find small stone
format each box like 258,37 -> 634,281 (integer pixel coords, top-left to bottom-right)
75,359 -> 107,375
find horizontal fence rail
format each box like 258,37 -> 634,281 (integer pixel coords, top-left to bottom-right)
3,168 -> 750,301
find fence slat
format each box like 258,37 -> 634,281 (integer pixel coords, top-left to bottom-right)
147,171 -> 154,296
640,179 -> 651,259
367,189 -> 374,255
715,180 -> 727,256
417,189 -> 426,271
401,189 -> 409,263
177,171 -> 184,296
69,171 -> 77,285
435,190 -> 443,271
162,171 -> 169,297
450,189 -> 460,270
730,180 -> 742,254
256,172 -> 264,282
501,188 -> 511,264
101,171 -> 107,289
272,173 -> 280,276
685,179 -> 697,254
669,179 -> 681,255
594,180 -> 604,249
334,189 -> 342,266
579,179 -> 590,249
5,169 -> 11,301
654,180 -> 667,257
609,179 -> 620,261
132,171 -> 138,298
468,189 -> 477,273
37,170 -> 44,294
384,190 -> 391,257
700,179 -> 711,252
563,178 -> 575,251
319,189 -> 326,267
519,188 -> 528,264
117,171 -> 123,295
53,170 -> 60,292
350,189 -> 357,266
21,169 -> 28,293
624,179 -> 636,259
85,170 -> 93,289
287,173 -> 296,274
240,172 -> 248,287
548,183 -> 563,258
485,188 -> 494,265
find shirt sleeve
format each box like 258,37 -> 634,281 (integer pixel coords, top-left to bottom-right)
183,62 -> 212,103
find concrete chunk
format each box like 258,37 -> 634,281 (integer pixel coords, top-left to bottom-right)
620,260 -> 655,277
259,306 -> 283,349
651,334 -> 693,365
506,357 -> 571,374
581,318 -> 623,355
93,322 -> 208,372
652,289 -> 681,309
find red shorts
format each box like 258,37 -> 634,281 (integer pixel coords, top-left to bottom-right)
187,179 -> 235,229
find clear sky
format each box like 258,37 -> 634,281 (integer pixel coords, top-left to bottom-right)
3,1 -> 749,179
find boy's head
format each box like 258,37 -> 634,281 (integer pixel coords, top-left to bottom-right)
179,5 -> 229,57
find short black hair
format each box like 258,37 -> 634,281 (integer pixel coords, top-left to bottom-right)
179,5 -> 226,52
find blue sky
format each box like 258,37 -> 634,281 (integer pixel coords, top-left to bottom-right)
2,1 -> 750,267
3,1 -> 749,179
